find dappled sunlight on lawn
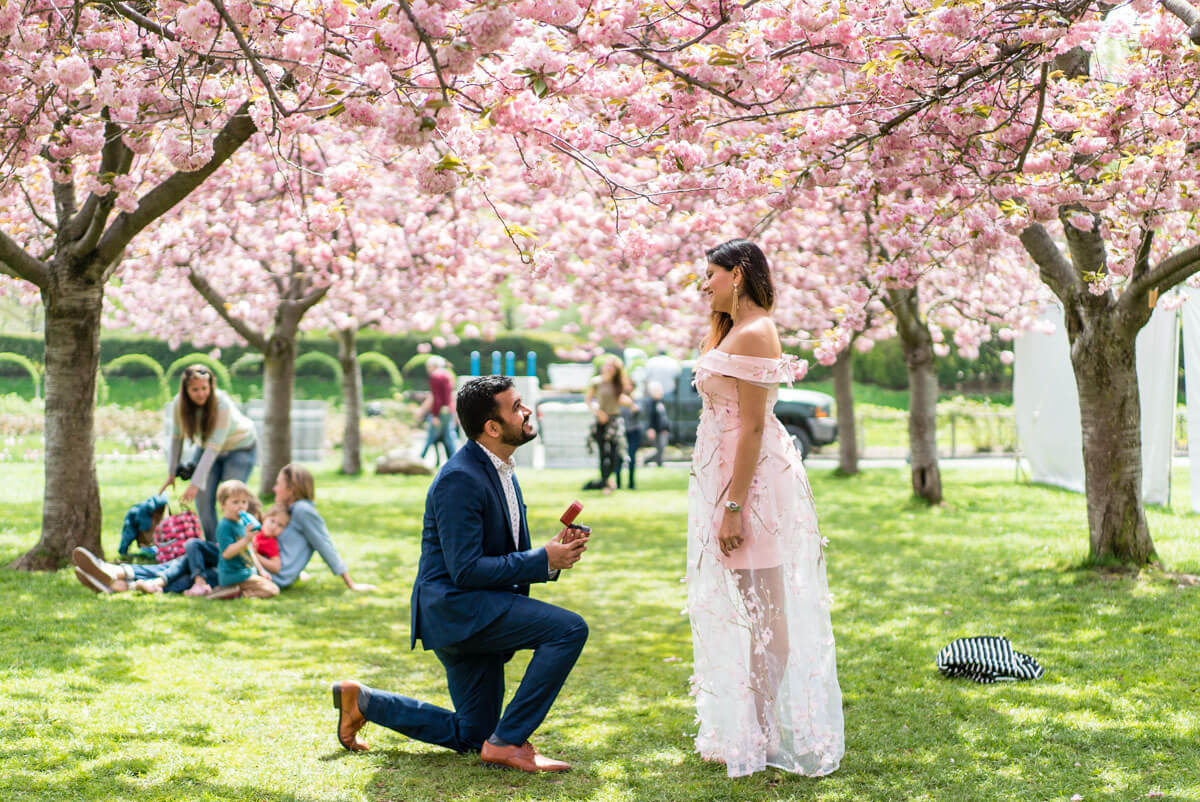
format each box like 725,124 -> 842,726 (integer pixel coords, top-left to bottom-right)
0,460 -> 1199,800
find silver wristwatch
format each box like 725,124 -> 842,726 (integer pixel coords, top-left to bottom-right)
724,500 -> 741,513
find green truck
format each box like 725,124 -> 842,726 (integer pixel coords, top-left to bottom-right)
664,361 -> 838,458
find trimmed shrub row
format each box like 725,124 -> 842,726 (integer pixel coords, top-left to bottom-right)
0,328 -> 1013,392
0,331 -> 573,390
796,335 -> 1013,390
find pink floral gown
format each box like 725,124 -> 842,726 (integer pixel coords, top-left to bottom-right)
687,348 -> 843,777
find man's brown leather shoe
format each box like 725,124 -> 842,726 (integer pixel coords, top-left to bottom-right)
480,740 -> 570,772
331,681 -> 369,752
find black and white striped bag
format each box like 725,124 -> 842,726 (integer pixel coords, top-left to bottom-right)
936,636 -> 1044,683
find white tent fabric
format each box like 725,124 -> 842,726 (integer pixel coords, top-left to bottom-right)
1014,305 -> 1084,493
1181,287 -> 1200,512
1014,302 -> 1179,504
1137,302 -> 1180,506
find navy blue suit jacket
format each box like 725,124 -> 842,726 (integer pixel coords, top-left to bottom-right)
410,440 -> 554,651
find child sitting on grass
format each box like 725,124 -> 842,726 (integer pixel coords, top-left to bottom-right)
210,480 -> 279,599
252,504 -> 289,577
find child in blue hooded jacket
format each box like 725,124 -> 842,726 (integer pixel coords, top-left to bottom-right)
117,493 -> 169,559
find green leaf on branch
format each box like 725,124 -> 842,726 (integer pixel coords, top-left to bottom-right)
434,154 -> 468,173
707,49 -> 742,66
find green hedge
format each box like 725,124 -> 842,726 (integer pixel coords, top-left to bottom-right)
0,352 -> 42,396
294,351 -> 342,381
793,333 -> 1013,391
0,331 -> 571,390
164,354 -> 233,390
0,328 -> 1013,393
358,352 -> 402,388
102,354 -> 168,404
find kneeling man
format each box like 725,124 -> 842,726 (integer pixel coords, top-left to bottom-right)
332,376 -> 589,772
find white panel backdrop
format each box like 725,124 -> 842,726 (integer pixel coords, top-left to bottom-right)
1181,287 -> 1200,512
1137,302 -> 1181,506
1014,302 -> 1179,505
1014,305 -> 1085,494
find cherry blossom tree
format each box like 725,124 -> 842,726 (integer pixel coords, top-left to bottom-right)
110,130 -> 511,491
789,0 -> 1200,561
497,0 -> 1200,562
0,0 -> 580,567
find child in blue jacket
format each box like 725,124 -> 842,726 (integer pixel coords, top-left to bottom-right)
117,493 -> 169,559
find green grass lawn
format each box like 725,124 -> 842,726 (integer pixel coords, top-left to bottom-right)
2,462 -> 1199,801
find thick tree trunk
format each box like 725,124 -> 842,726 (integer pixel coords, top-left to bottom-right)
890,287 -> 942,504
1019,218 -> 1160,565
903,334 -> 942,504
12,271 -> 104,568
1065,308 -> 1155,564
260,335 -> 297,498
336,327 -> 363,475
1,102 -> 258,571
832,348 -> 858,475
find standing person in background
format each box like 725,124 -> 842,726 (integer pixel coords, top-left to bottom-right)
642,349 -> 681,401
417,356 -> 459,465
620,399 -> 643,490
642,381 -> 670,468
162,364 -> 258,543
584,356 -> 633,496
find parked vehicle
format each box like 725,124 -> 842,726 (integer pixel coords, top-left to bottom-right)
665,361 -> 837,458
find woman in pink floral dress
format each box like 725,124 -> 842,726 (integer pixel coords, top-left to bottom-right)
687,239 -> 843,777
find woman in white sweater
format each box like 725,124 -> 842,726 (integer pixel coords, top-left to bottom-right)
163,364 -> 258,541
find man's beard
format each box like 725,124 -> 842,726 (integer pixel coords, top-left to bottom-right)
499,416 -> 537,447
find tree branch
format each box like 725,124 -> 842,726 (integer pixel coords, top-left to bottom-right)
397,0 -> 450,103
1160,0 -> 1200,45
1016,62 -> 1048,173
209,0 -> 291,116
105,0 -> 177,40
1132,227 -> 1155,282
1059,205 -> 1107,280
0,228 -> 52,289
627,48 -> 756,110
51,171 -> 77,227
1018,222 -> 1080,304
69,116 -> 134,255
187,269 -> 269,351
17,180 -> 57,235
296,283 -> 330,315
886,286 -> 923,341
1126,243 -> 1200,305
97,100 -> 257,266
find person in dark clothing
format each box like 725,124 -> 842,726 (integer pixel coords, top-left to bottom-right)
330,376 -> 590,773
620,402 -> 643,489
642,381 -> 670,467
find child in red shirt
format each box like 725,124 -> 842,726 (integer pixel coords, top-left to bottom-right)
253,504 -> 289,577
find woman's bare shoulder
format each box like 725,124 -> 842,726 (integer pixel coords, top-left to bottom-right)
722,317 -> 781,359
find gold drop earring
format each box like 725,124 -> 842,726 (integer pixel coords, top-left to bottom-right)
731,283 -> 740,319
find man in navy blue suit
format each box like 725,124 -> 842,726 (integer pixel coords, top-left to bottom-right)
331,375 -> 590,772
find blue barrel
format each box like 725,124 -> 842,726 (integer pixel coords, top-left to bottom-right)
470,351 -> 480,376
527,351 -> 537,377
491,351 -> 501,375
505,351 -> 515,376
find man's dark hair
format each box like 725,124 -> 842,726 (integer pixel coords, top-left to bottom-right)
457,375 -> 515,440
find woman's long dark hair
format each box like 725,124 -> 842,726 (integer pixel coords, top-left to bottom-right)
178,365 -> 218,442
702,239 -> 775,352
602,356 -> 632,396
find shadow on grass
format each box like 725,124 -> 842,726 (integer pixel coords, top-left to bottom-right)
2,462 -> 1199,800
